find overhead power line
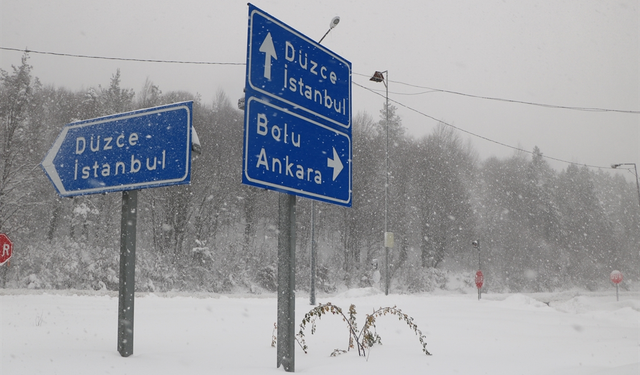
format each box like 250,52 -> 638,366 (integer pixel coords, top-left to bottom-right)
353,72 -> 640,114
1,46 -> 632,169
353,81 -> 611,170
5,46 -> 636,114
0,46 -> 245,66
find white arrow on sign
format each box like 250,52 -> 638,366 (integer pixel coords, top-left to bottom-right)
41,127 -> 70,195
327,147 -> 344,181
259,32 -> 277,80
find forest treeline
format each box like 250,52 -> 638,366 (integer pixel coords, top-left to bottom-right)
1,54 -> 638,293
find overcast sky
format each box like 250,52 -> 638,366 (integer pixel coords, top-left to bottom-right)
1,0 -> 638,176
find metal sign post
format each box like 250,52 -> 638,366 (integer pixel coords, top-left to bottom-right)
276,193 -> 296,371
310,200 -> 317,306
244,5 -> 352,371
117,190 -> 137,357
42,101 -> 194,358
475,270 -> 484,300
472,240 -> 482,300
610,270 -> 623,301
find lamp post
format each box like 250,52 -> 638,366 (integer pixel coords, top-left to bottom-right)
370,70 -> 391,295
310,15 -> 340,306
471,240 -> 482,300
472,240 -> 481,270
611,163 -> 640,209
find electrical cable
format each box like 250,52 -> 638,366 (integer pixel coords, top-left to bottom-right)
353,81 -> 612,170
1,46 -> 633,169
0,46 -> 245,66
353,72 -> 640,114
6,46 -> 637,113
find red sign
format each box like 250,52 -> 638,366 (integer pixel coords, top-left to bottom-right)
0,233 -> 12,265
610,270 -> 623,285
475,270 -> 484,289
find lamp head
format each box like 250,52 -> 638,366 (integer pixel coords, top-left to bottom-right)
370,71 -> 385,83
330,16 -> 340,29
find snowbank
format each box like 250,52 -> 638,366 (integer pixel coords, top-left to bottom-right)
1,289 -> 638,374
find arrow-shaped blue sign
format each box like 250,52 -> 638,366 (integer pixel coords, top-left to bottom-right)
41,102 -> 193,197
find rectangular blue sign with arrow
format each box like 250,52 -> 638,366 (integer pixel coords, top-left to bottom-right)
244,4 -> 352,207
41,101 -> 193,197
246,4 -> 351,131
243,97 -> 351,206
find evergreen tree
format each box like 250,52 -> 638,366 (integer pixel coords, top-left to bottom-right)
415,124 -> 474,269
0,53 -> 40,233
556,164 -> 615,288
100,69 -> 134,115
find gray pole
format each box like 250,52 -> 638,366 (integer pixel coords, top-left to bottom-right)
634,164 -> 640,209
477,241 -> 481,300
310,201 -> 316,305
384,72 -> 390,296
472,240 -> 481,300
478,241 -> 481,271
310,18 -> 338,307
118,190 -> 137,357
370,70 -> 391,295
277,193 -> 296,372
611,163 -> 640,209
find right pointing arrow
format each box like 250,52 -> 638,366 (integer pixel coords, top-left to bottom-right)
259,32 -> 277,80
327,147 -> 343,181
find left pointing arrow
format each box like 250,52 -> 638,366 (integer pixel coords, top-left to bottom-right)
259,32 -> 277,80
41,127 -> 69,195
327,147 -> 344,181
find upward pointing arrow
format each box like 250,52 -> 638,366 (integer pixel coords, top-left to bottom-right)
327,147 -> 344,181
259,32 -> 277,80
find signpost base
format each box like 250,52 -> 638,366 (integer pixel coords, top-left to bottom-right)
610,270 -> 623,302
277,193 -> 296,372
118,190 -> 137,357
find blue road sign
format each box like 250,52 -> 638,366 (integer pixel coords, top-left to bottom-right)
244,5 -> 352,206
243,97 -> 351,206
41,101 -> 193,197
247,4 -> 351,130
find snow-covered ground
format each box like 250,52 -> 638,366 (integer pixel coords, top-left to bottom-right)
1,287 -> 638,374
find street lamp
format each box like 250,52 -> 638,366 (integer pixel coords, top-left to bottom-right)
310,16 -> 340,306
611,163 -> 640,209
318,16 -> 340,44
370,70 -> 391,295
471,240 -> 481,270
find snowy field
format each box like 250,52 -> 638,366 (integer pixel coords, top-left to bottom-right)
1,287 -> 638,375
